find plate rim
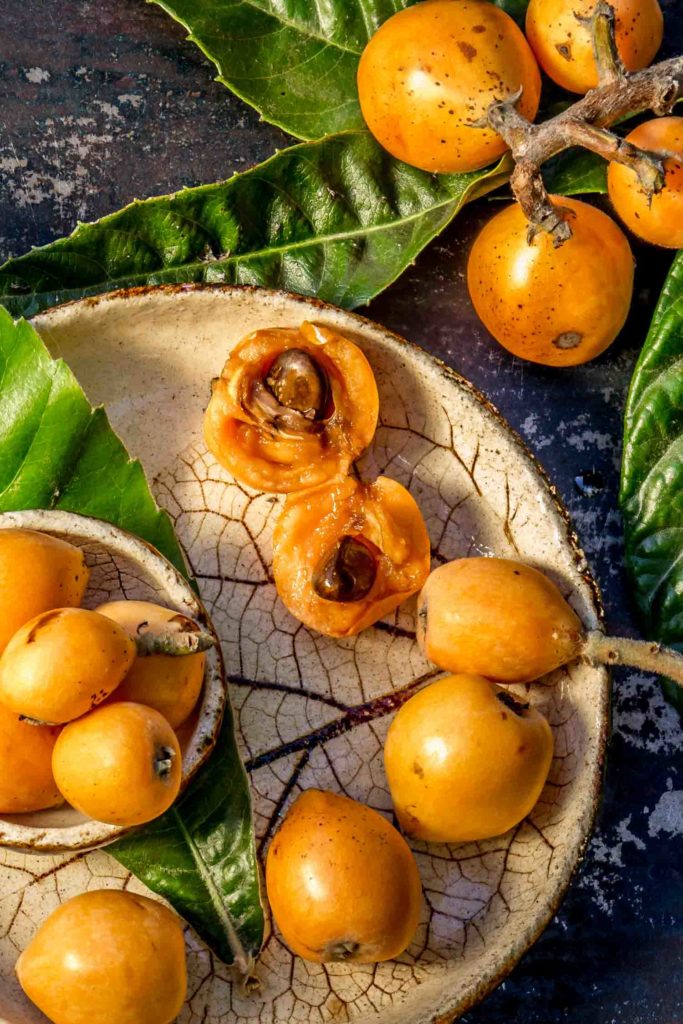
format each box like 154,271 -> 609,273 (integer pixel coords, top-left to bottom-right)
32,281 -> 610,1022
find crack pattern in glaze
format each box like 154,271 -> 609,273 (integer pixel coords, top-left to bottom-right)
0,289 -> 608,1024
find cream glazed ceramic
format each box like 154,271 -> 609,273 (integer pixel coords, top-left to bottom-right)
0,286 -> 609,1024
0,508 -> 225,855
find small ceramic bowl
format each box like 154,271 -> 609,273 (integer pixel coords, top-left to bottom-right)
0,508 -> 225,854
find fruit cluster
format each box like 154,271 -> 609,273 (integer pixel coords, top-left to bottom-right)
264,558 -> 591,966
358,0 -> 680,367
0,527 -> 208,827
8,0 -> 681,1019
202,318 -> 597,968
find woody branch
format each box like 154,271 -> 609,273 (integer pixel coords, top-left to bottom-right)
486,1 -> 683,244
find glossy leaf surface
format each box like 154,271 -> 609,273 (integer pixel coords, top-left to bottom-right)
149,0 -> 530,140
621,252 -> 683,713
0,133 -> 510,318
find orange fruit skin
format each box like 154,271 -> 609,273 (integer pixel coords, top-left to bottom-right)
0,702 -> 62,814
96,601 -> 205,728
16,890 -> 187,1024
0,529 -> 88,654
608,117 -> 683,249
384,673 -> 554,842
467,196 -> 634,366
266,789 -> 422,963
526,0 -> 663,94
357,0 -> 541,173
52,702 -> 182,826
0,608 -> 136,724
417,558 -> 584,683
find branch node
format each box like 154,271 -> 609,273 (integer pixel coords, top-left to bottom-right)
569,122 -> 667,195
486,87 -> 531,151
480,29 -> 683,244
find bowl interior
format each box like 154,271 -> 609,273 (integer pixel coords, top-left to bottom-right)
0,286 -> 609,1024
0,508 -> 225,852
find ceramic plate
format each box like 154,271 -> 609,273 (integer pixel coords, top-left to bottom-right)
0,286 -> 609,1024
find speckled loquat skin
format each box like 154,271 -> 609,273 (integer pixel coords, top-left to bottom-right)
467,197 -> 634,366
417,557 -> 584,682
385,673 -> 554,842
0,529 -> 89,654
266,789 -> 422,964
357,0 -> 541,173
608,117 -> 683,249
16,890 -> 187,1024
52,702 -> 182,826
0,607 -> 135,723
0,701 -> 62,813
526,0 -> 663,94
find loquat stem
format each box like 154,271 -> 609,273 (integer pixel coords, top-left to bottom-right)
585,0 -> 626,85
582,630 -> 683,688
135,627 -> 216,657
486,0 -> 683,244
569,123 -> 667,192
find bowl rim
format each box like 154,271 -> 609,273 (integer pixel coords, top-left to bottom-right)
31,282 -> 611,1022
0,507 -> 226,854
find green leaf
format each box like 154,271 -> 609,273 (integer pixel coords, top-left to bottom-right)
0,311 -> 185,572
0,307 -> 265,963
492,0 -> 529,24
0,132 -> 510,319
111,715 -> 264,969
620,252 -> 683,715
544,149 -> 608,197
150,0 -> 529,140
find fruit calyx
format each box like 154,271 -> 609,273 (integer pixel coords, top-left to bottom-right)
323,940 -> 362,962
154,745 -> 177,780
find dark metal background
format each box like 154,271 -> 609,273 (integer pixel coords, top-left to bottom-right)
1,2 -> 681,1019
